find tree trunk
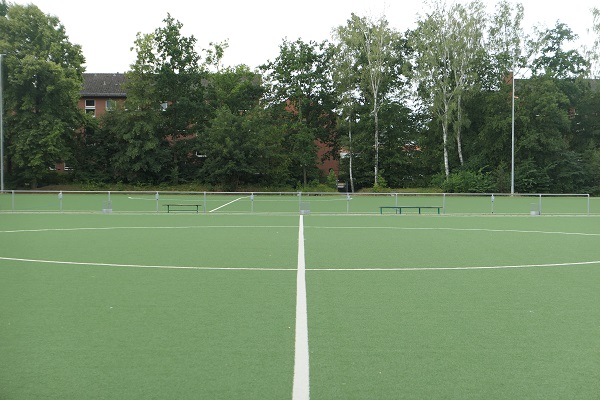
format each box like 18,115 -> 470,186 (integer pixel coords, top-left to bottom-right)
443,125 -> 450,178
303,165 -> 307,187
442,103 -> 451,178
456,95 -> 465,166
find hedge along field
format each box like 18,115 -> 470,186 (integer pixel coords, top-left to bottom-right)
1,212 -> 599,399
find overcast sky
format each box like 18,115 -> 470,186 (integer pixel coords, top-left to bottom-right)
11,0 -> 599,73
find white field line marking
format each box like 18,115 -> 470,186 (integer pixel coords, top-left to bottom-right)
0,257 -> 293,271
127,196 -> 156,201
3,225 -> 598,237
128,196 -> 204,203
307,260 -> 600,271
293,215 -> 310,400
1,256 -> 599,272
209,196 -> 249,213
0,225 -> 295,234
254,197 -> 351,203
311,226 -> 600,237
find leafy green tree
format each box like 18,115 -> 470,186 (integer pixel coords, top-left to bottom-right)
199,43 -> 274,188
204,64 -> 264,116
331,42 -> 359,192
101,105 -> 169,183
411,1 -> 486,179
484,0 -> 526,89
261,38 -> 338,186
0,3 -> 84,187
334,13 -> 409,186
113,14 -> 207,184
513,77 -> 571,192
529,22 -> 589,79
583,8 -> 600,78
198,106 -> 286,190
377,101 -> 426,188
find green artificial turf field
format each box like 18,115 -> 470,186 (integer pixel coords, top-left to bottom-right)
1,211 -> 599,399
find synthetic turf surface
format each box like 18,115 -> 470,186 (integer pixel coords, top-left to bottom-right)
1,213 -> 599,399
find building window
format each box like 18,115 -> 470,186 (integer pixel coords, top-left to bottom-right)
85,99 -> 96,117
106,99 -> 117,112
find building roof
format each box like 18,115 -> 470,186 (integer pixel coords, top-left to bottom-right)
81,73 -> 127,97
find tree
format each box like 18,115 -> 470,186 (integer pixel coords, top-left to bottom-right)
529,22 -> 588,79
117,14 -> 207,184
100,104 -> 169,183
198,106 -> 287,190
411,0 -> 486,179
485,0 -> 525,89
583,8 -> 600,78
333,13 -> 408,186
261,38 -> 338,186
204,64 -> 263,116
0,3 -> 85,187
331,44 -> 359,192
449,1 -> 486,167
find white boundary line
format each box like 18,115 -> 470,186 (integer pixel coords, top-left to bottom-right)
293,215 -> 310,400
209,196 -> 249,213
0,257 -> 293,271
0,225 -> 296,234
0,258 -> 598,272
307,260 -> 600,271
311,226 -> 600,237
4,225 -> 599,237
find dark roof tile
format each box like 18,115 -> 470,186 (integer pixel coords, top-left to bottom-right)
81,73 -> 127,97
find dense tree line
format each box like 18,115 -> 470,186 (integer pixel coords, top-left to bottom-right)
1,1 -> 600,193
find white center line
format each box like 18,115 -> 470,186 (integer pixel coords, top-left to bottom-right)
293,215 -> 310,400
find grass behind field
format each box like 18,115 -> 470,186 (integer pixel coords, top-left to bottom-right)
1,213 -> 600,399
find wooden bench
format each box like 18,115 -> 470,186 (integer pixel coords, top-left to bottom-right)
379,206 -> 442,215
164,204 -> 202,213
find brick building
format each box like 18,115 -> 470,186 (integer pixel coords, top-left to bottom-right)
79,73 -> 127,118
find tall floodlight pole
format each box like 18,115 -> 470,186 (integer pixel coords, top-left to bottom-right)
510,69 -> 515,195
0,53 -> 4,193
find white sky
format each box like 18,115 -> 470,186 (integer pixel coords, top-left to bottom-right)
11,0 -> 599,73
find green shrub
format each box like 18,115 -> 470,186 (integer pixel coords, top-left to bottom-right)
438,170 -> 494,193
